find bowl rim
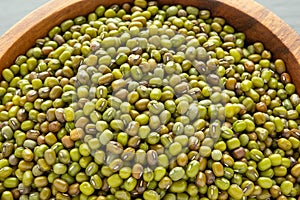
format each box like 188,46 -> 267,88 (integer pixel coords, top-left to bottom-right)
0,0 -> 300,91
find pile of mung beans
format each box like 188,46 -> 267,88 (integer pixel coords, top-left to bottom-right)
0,0 -> 300,199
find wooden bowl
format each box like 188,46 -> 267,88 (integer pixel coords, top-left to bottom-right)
0,0 -> 300,93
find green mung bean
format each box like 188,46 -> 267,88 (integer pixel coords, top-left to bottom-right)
0,1 -> 300,199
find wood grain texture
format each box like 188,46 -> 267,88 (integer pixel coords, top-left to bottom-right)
0,0 -> 300,92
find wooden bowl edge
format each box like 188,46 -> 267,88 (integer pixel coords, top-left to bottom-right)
0,0 -> 300,92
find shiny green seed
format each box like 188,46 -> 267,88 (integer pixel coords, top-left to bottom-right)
228,184 -> 243,199
257,177 -> 273,189
80,181 -> 95,196
107,174 -> 123,188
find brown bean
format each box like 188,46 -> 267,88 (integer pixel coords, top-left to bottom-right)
37,71 -> 51,81
38,87 -> 50,99
132,163 -> 143,179
75,116 -> 89,128
37,135 -> 45,145
70,128 -> 84,141
225,77 -> 237,90
218,190 -> 229,200
109,158 -> 124,172
48,121 -> 61,132
270,185 -> 281,198
125,121 -> 140,136
42,46 -> 54,56
68,183 -> 80,196
131,47 -> 143,55
40,121 -> 49,133
136,179 -> 147,194
157,125 -> 169,135
127,136 -> 141,148
114,88 -> 128,100
147,149 -> 158,166
9,155 -> 19,166
129,110 -> 139,120
207,74 -> 220,85
128,54 -> 142,66
98,65 -> 112,74
101,178 -> 110,192
61,136 -> 74,148
98,73 -> 114,85
256,102 -> 267,112
37,113 -> 47,123
291,129 -> 300,139
212,162 -> 224,177
232,147 -> 246,160
176,153 -> 188,167
151,144 -> 164,155
158,177 -> 172,190
244,60 -> 255,73
53,34 -> 65,45
26,90 -> 38,102
188,136 -> 200,150
26,130 -> 40,140
280,72 -> 291,84
46,108 -> 56,122
107,22 -> 118,31
195,171 -> 206,187
174,82 -> 189,94
18,183 -> 31,195
49,86 -> 63,99
188,151 -> 201,162
55,108 -> 65,123
106,141 -> 123,154
17,108 -> 28,122
53,178 -> 69,193
11,188 -> 20,199
111,79 -> 127,91
135,99 -> 150,112
2,142 -> 14,157
121,147 -> 136,161
205,169 -> 215,185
